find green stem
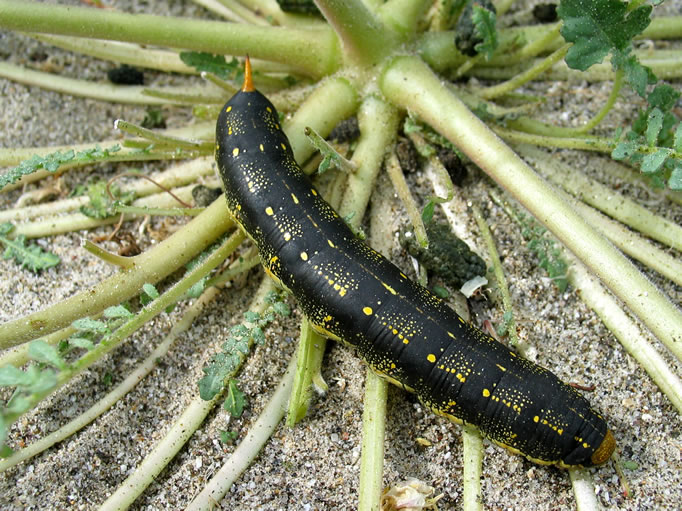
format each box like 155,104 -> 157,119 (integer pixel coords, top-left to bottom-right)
0,199 -> 233,349
380,55 -> 682,366
357,368 -> 388,511
478,43 -> 570,100
315,0 -> 398,66
339,95 -> 400,223
462,425 -> 484,511
0,0 -> 340,77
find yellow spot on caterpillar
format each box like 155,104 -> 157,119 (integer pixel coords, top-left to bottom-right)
284,233 -> 291,241
226,106 -> 232,112
291,193 -> 299,204
265,206 -> 274,216
324,315 -> 332,322
311,189 -> 318,196
583,442 -> 589,448
447,331 -> 455,339
400,272 -> 407,279
259,144 -> 264,152
363,306 -> 373,316
228,127 -> 232,135
270,256 -> 278,265
458,317 -> 465,324
266,107 -> 272,113
339,288 -> 347,297
482,389 -> 491,397
557,429 -> 564,435
496,364 -> 507,371
280,143 -> 286,150
392,329 -> 398,335
334,284 -> 341,291
232,147 -> 239,157
382,282 -> 397,295
402,338 -> 409,344
300,252 -> 308,261
427,354 -> 436,363
327,239 -> 335,248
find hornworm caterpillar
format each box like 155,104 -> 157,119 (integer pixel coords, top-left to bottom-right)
215,58 -> 615,468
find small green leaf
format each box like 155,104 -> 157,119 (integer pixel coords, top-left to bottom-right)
141,283 -> 160,306
645,108 -> 664,146
244,311 -> 260,323
647,84 -> 681,112
611,140 -> 637,160
622,460 -> 639,470
28,340 -> 67,370
179,52 -> 239,80
0,227 -> 60,273
432,285 -> 449,299
72,318 -> 109,334
198,363 -> 231,401
674,124 -> 682,152
669,164 -> 682,190
421,201 -> 435,224
223,379 -> 246,417
219,429 -> 238,443
69,338 -> 96,350
0,365 -> 32,387
103,305 -> 133,319
641,149 -> 670,174
272,301 -> 291,317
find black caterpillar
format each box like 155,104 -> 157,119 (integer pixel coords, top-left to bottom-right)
215,58 -> 615,468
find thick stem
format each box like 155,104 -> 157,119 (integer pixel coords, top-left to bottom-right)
379,55 -> 682,362
0,199 -> 233,349
0,0 -> 340,77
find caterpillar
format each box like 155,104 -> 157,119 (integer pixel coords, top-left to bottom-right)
215,58 -> 616,468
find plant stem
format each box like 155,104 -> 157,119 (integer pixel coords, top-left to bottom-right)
0,0 -> 340,77
462,425 -> 484,511
315,0 -> 398,66
380,55 -> 682,364
339,95 -> 400,223
478,43 -> 571,99
357,368 -> 388,511
0,199 -> 233,349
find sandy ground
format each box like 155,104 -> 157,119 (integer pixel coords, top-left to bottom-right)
1,1 -> 681,510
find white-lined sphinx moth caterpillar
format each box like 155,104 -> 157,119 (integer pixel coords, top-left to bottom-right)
215,58 -> 615,468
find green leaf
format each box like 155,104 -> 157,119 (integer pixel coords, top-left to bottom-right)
198,362 -> 231,401
645,108 -> 664,146
69,338 -> 96,350
669,164 -> 682,190
641,149 -> 670,174
223,379 -> 246,417
648,84 -> 681,112
219,429 -> 238,443
611,140 -> 637,160
471,4 -> 498,60
558,0 -> 652,71
103,305 -> 134,319
0,365 -> 33,387
0,226 -> 60,273
421,201 -> 436,224
28,340 -> 67,370
80,181 -> 135,219
179,52 -> 239,80
72,318 -> 109,334
613,51 -> 655,97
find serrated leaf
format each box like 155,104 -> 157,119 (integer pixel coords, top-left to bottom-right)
244,311 -> 260,323
273,302 -> 290,317
472,4 -> 498,60
641,149 -> 670,174
198,363 -> 230,401
223,379 -> 246,417
0,231 -> 60,273
28,340 -> 67,370
558,0 -> 652,71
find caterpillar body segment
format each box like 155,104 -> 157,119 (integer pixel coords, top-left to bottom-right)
215,58 -> 615,468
